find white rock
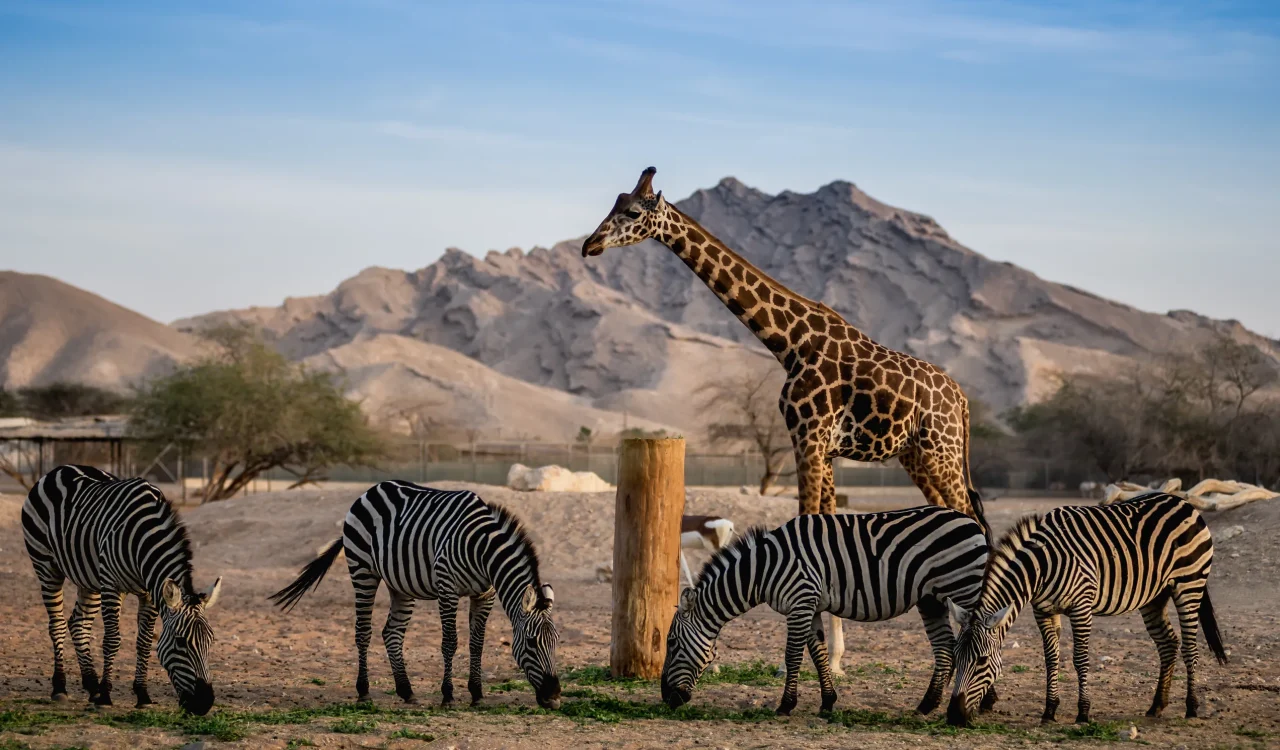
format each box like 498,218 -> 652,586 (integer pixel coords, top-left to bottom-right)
1125,724 -> 1139,740
507,463 -> 613,492
1217,525 -> 1245,541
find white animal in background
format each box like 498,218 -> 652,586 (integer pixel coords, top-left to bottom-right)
680,515 -> 735,588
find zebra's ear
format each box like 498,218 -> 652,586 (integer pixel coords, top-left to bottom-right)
201,577 -> 223,609
678,587 -> 697,613
521,584 -> 538,614
161,579 -> 184,611
945,597 -> 971,628
540,584 -> 555,608
983,604 -> 1013,630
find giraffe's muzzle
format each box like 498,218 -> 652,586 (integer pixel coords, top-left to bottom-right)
582,235 -> 605,257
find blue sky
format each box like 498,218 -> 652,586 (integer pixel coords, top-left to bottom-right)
1,0 -> 1277,334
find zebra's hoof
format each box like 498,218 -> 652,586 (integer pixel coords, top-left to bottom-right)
93,694 -> 113,707
1075,714 -> 1091,725
51,693 -> 69,703
1040,714 -> 1057,725
356,693 -> 371,704
135,699 -> 153,709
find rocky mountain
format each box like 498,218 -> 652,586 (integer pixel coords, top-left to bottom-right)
177,176 -> 1280,430
0,271 -> 200,391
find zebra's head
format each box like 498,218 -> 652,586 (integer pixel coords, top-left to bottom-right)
661,588 -> 718,708
946,598 -> 1013,727
511,583 -> 560,709
157,577 -> 221,716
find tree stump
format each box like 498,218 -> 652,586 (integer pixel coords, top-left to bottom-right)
610,437 -> 686,679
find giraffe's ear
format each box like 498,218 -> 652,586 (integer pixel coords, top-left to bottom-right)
161,579 -> 184,611
632,166 -> 657,198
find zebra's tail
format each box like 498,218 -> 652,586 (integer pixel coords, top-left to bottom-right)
1199,588 -> 1228,665
269,538 -> 344,613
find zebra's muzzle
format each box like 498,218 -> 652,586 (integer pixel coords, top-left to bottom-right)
946,694 -> 974,727
179,680 -> 214,716
662,681 -> 691,709
536,675 -> 562,710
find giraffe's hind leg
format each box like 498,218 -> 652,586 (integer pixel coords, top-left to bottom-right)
901,444 -> 973,521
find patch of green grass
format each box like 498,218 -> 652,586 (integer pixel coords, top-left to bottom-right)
491,678 -> 529,692
1235,726 -> 1271,739
825,708 -> 1010,736
700,660 -> 782,686
561,665 -> 646,685
0,709 -> 79,735
284,740 -> 316,749
388,728 -> 437,741
0,741 -> 87,750
1010,665 -> 1030,673
97,709 -> 247,742
309,678 -> 326,686
1054,721 -> 1121,741
330,717 -> 378,733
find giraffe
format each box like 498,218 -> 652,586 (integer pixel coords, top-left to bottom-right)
582,167 -> 989,532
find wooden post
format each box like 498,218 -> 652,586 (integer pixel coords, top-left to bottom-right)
610,437 -> 685,679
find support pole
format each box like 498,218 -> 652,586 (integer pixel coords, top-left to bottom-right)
610,437 -> 685,679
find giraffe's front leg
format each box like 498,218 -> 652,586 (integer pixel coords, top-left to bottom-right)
68,590 -> 102,701
95,592 -> 123,706
467,592 -> 496,705
791,433 -> 827,516
133,597 -> 158,707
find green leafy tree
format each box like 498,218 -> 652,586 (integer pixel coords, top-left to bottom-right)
129,326 -> 385,502
15,382 -> 128,419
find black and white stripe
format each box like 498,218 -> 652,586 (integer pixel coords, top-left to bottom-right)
270,481 -> 562,708
947,492 -> 1228,726
22,465 -> 222,715
660,505 -> 988,716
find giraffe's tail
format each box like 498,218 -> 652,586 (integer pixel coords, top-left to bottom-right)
960,399 -> 991,541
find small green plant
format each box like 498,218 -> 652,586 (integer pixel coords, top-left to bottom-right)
1010,665 -> 1030,673
309,678 -> 326,686
285,740 -> 316,749
1236,726 -> 1271,739
491,678 -> 529,692
562,665 -> 645,685
388,728 -> 436,741
330,717 -> 378,734
0,709 -> 78,735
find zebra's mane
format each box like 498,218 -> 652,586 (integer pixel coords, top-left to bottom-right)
486,503 -> 547,607
126,478 -> 199,600
696,525 -> 768,586
982,513 -> 1042,589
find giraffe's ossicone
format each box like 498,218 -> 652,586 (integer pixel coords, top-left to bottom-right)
583,167 -> 988,536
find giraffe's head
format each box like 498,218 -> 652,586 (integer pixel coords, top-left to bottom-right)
582,166 -> 666,257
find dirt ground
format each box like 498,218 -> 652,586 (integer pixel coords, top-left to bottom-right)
1,482 -> 1277,749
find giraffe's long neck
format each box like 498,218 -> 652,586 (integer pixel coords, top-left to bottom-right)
653,204 -> 860,364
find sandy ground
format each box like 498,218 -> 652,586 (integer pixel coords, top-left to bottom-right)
1,482 -> 1277,749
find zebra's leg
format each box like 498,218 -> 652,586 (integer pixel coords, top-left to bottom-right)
133,596 -> 159,707
804,612 -> 838,714
94,591 -> 123,706
38,576 -> 71,701
467,591 -> 496,705
1066,606 -> 1093,724
1172,584 -> 1206,718
351,571 -> 381,702
777,605 -> 816,716
915,596 -> 955,715
1139,592 -> 1177,717
1035,610 -> 1062,723
438,593 -> 461,707
68,589 -> 102,701
382,592 -> 418,703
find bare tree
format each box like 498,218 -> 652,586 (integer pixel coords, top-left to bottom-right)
696,365 -> 794,494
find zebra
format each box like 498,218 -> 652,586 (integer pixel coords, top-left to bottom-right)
947,492 -> 1228,727
269,480 -> 562,709
660,505 -> 989,716
22,465 -> 222,715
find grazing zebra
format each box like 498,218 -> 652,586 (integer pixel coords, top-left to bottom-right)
270,481 -> 562,709
22,465 -> 222,715
661,505 -> 988,716
947,492 -> 1228,727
